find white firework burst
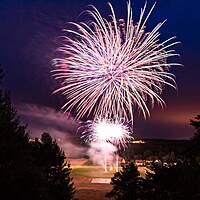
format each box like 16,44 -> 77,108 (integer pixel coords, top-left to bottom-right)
52,1 -> 181,121
79,118 -> 132,148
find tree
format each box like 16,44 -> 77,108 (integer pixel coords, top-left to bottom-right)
144,161 -> 200,200
31,132 -> 76,200
187,115 -> 200,159
0,69 -> 76,200
0,67 -> 3,81
106,161 -> 144,200
0,80 -> 40,199
191,115 -> 200,143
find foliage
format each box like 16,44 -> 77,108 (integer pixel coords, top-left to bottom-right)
0,88 -> 39,200
31,133 -> 76,200
185,115 -> 200,160
106,161 -> 144,200
191,115 -> 200,139
119,140 -> 189,162
0,69 -> 76,200
190,115 -> 200,152
0,68 -> 3,80
145,161 -> 200,200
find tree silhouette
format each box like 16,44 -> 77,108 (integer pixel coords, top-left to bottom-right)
0,67 -> 3,81
0,69 -> 76,200
31,132 -> 76,200
144,161 -> 200,200
191,115 -> 200,142
0,76 -> 40,199
106,161 -> 144,200
187,115 -> 200,160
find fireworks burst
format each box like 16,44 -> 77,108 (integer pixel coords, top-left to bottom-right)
80,118 -> 132,148
52,1 -> 181,121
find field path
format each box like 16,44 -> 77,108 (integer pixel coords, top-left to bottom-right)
74,176 -> 112,200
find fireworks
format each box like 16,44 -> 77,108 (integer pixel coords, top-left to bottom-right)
52,1 -> 180,122
80,118 -> 132,172
51,1 -> 181,172
80,118 -> 132,148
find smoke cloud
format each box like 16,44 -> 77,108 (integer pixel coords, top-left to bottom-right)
17,103 -> 87,158
88,141 -> 117,170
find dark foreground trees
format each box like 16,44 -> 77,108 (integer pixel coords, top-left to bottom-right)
189,115 -> 200,159
30,133 -> 76,200
145,161 -> 200,200
107,160 -> 200,200
0,70 -> 75,200
0,76 -> 36,200
0,96 -> 35,199
106,161 -> 144,200
191,115 -> 200,140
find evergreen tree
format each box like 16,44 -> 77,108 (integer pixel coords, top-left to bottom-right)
187,115 -> 200,159
31,132 -> 76,200
106,161 -> 144,200
0,70 -> 40,200
0,69 -> 76,200
144,161 -> 200,200
191,115 -> 200,144
0,68 -> 3,81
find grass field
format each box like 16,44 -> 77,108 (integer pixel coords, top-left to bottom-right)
71,165 -> 147,178
71,164 -> 149,200
71,165 -> 112,200
71,166 -> 114,178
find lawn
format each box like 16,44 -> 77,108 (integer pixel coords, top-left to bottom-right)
71,166 -> 114,178
71,166 -> 113,200
70,163 -> 150,200
71,165 -> 148,178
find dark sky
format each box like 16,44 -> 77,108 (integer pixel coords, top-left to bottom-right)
0,0 -> 199,140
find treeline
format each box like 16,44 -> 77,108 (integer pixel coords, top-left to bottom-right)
121,139 -> 190,162
106,115 -> 200,200
0,69 -> 76,200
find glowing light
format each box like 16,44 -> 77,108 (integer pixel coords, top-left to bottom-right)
95,119 -> 128,142
132,140 -> 145,144
81,118 -> 132,148
80,118 -> 132,172
52,1 -> 181,121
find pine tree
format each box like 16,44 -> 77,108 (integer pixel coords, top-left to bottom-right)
191,115 -> 200,142
145,161 -> 200,200
31,132 -> 76,200
0,70 -> 40,200
0,69 -> 76,200
0,68 -> 3,81
106,161 -> 144,200
188,115 -> 200,159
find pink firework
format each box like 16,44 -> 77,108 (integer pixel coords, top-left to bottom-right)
52,1 -> 181,121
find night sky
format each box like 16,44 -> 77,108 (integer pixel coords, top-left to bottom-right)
0,0 -> 200,141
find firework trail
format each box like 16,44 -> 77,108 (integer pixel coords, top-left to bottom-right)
52,1 -> 181,122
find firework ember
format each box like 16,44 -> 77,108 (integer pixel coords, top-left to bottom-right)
52,1 -> 180,121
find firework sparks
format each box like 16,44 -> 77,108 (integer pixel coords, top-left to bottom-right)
52,1 -> 181,121
80,118 -> 132,172
80,118 -> 132,148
